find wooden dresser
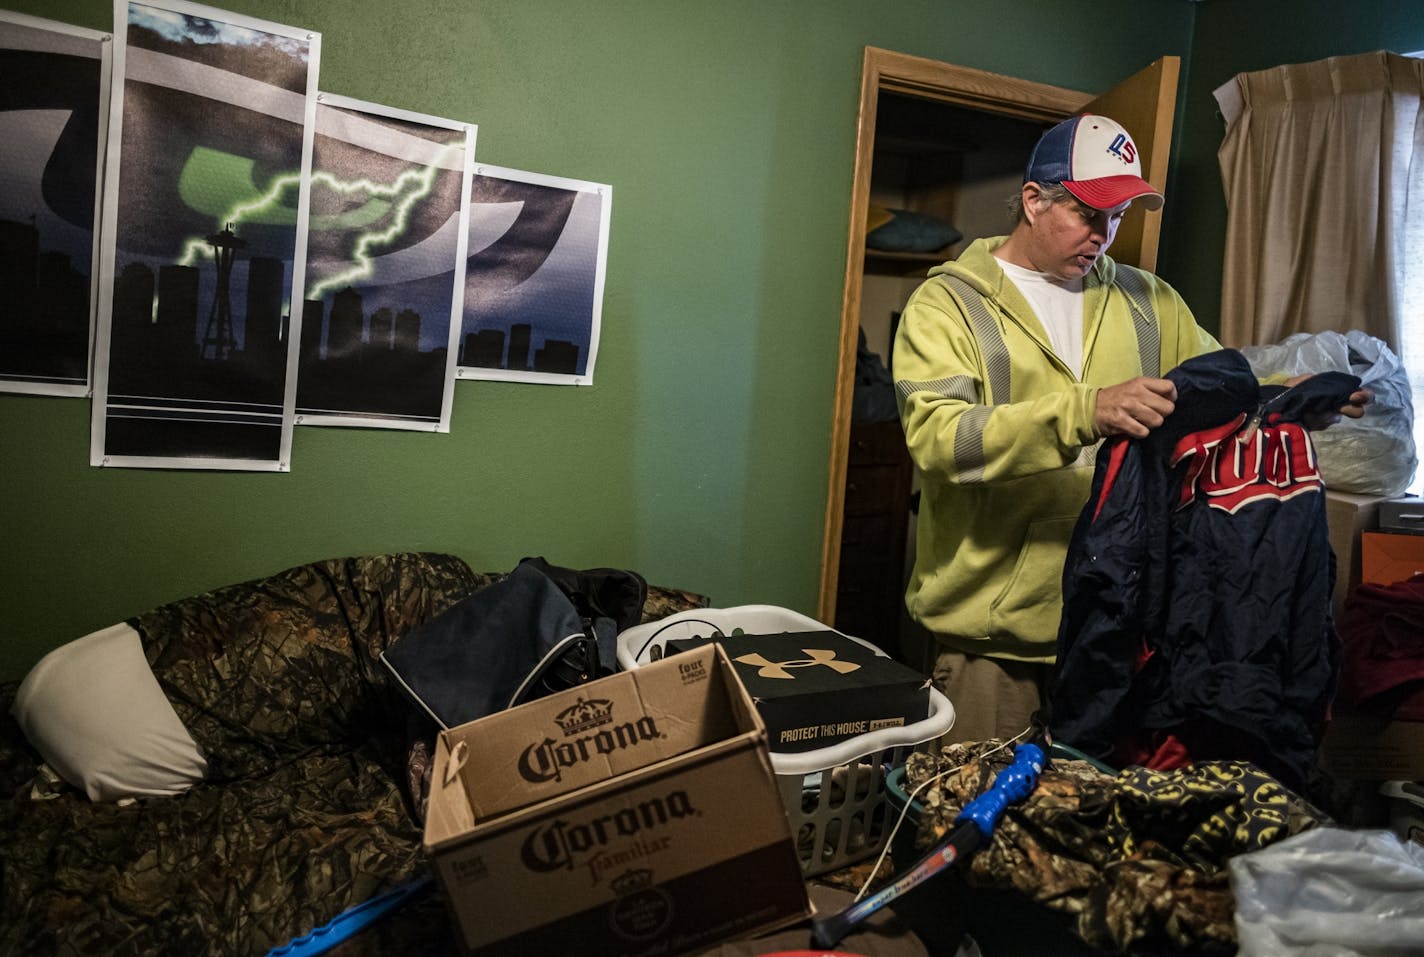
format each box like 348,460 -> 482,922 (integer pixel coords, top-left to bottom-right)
834,419 -> 915,659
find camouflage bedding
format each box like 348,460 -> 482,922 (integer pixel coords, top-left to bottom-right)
0,552 -> 708,957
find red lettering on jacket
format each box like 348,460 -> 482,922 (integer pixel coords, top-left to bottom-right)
1172,420 -> 1321,515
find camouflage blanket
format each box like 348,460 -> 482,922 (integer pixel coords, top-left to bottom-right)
902,740 -> 1331,955
0,552 -> 708,957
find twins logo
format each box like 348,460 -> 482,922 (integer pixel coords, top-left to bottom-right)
1107,132 -> 1137,166
1171,415 -> 1323,514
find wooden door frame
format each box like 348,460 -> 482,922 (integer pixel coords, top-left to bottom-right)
815,48 -> 1093,623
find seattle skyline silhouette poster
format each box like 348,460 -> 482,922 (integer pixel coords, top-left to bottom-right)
295,94 -> 474,432
455,165 -> 610,386
90,0 -> 320,470
0,11 -> 111,398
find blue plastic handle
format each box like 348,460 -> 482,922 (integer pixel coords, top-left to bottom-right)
265,876 -> 434,957
955,742 -> 1046,839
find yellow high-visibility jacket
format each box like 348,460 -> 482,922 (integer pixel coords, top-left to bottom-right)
893,236 -> 1220,662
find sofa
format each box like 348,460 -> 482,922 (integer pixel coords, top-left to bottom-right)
0,551 -> 708,956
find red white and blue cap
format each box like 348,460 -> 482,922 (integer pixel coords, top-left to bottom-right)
1024,114 -> 1164,211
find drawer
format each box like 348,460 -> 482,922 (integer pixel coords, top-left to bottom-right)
848,420 -> 909,466
840,512 -> 895,551
843,465 -> 909,515
1380,496 -> 1424,535
838,546 -> 905,584
833,601 -> 903,653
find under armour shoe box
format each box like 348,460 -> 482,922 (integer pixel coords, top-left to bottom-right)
423,644 -> 809,956
664,630 -> 931,753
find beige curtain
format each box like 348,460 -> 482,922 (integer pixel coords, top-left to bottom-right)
1214,51 -> 1424,350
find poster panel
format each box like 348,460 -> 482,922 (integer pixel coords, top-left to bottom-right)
91,0 -> 319,470
455,166 -> 610,386
296,94 -> 474,432
0,12 -> 111,397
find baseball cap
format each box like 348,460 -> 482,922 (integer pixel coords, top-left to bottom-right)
1024,114 -> 1164,211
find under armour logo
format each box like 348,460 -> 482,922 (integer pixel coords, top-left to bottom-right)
734,648 -> 861,680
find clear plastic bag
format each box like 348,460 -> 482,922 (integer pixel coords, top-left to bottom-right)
1229,827 -> 1424,956
1240,331 -> 1418,497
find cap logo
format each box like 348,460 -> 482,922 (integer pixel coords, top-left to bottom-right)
1106,132 -> 1137,166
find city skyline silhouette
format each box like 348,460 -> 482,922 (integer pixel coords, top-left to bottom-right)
459,322 -> 581,375
0,216 -> 91,387
0,23 -> 104,393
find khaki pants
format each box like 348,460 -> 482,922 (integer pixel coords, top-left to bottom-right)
900,617 -> 1046,748
930,648 -> 1048,745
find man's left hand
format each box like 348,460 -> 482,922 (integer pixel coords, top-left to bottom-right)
1285,374 -> 1373,429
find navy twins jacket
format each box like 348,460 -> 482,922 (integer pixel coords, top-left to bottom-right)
1048,348 -> 1361,789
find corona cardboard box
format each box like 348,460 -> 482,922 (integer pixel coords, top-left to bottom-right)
665,630 -> 931,753
423,644 -> 809,956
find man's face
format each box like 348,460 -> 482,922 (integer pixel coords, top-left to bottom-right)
1023,186 -> 1131,281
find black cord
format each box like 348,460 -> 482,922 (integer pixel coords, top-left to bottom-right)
631,617 -> 724,664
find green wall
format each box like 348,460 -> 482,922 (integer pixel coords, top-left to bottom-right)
0,0 -> 1196,680
1160,0 -> 1424,336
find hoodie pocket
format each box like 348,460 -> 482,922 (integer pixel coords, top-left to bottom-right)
989,517 -> 1076,637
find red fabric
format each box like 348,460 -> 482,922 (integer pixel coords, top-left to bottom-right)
1336,572 -> 1424,721
1118,733 -> 1195,773
1092,437 -> 1130,523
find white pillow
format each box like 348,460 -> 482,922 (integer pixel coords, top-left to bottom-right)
13,622 -> 207,801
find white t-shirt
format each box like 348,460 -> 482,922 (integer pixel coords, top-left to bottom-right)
996,257 -> 1085,378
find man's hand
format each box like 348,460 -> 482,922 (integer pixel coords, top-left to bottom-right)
1284,374 -> 1374,429
1094,377 -> 1178,439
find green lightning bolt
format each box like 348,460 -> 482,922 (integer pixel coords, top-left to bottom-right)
175,143 -> 460,302
305,150 -> 456,299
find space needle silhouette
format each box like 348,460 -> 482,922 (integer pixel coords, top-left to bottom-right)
201,222 -> 245,361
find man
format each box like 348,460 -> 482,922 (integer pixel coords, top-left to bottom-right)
891,113 -> 1367,743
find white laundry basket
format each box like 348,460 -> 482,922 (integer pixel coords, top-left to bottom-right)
618,605 -> 955,877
